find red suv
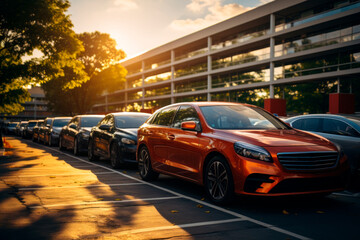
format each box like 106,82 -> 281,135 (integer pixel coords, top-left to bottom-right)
137,102 -> 348,204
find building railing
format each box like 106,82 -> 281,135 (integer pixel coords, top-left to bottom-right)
144,59 -> 171,71
275,61 -> 360,79
212,76 -> 266,89
174,84 -> 208,93
275,1 -> 360,32
212,52 -> 270,70
211,29 -> 269,51
275,32 -> 360,57
175,67 -> 207,78
175,48 -> 208,61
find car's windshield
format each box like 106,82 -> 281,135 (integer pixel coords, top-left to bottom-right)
115,115 -> 149,128
53,119 -> 70,127
81,117 -> 103,127
200,105 -> 288,130
346,117 -> 360,128
28,122 -> 37,127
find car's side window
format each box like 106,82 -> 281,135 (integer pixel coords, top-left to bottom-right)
322,119 -> 360,137
172,106 -> 200,128
294,118 -> 321,132
152,107 -> 178,126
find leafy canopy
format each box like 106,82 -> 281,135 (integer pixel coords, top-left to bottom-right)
0,0 -> 85,115
43,31 -> 127,115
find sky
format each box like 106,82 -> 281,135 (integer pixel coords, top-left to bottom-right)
68,0 -> 273,60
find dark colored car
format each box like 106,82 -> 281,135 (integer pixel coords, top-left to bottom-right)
32,120 -> 45,142
59,115 -> 105,155
23,120 -> 38,139
88,112 -> 151,169
18,121 -> 28,137
5,122 -> 19,135
38,117 -> 53,143
44,117 -> 72,146
137,102 -> 348,204
285,114 -> 360,186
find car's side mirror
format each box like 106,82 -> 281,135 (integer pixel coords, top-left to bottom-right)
99,124 -> 111,131
46,124 -> 51,128
181,121 -> 201,132
69,123 -> 77,130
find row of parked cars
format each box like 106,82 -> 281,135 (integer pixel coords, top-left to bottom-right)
4,102 -> 360,204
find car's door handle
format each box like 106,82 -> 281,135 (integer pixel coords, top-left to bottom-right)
168,134 -> 175,140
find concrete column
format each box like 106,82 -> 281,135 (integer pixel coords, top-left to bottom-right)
269,14 -> 275,99
171,50 -> 175,104
207,36 -> 212,101
141,60 -> 145,109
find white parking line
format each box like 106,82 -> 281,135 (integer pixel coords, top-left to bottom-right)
1,171 -> 114,179
19,182 -> 144,191
118,218 -> 245,235
30,196 -> 181,209
41,145 -> 311,240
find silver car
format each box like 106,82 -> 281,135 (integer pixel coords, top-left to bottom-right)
285,114 -> 360,178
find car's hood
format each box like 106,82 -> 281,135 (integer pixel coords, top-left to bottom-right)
116,128 -> 138,137
215,129 -> 333,147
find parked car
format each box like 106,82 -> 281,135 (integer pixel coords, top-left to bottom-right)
59,114 -> 105,155
23,120 -> 38,139
44,117 -> 72,146
5,122 -> 19,135
137,102 -> 348,204
284,114 -> 360,177
38,117 -> 53,143
18,121 -> 28,137
32,120 -> 45,142
88,112 -> 151,168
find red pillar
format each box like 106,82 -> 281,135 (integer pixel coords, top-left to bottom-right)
264,98 -> 286,116
329,93 -> 355,114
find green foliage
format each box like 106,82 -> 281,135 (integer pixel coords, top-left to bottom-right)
43,32 -> 127,115
0,0 -> 85,115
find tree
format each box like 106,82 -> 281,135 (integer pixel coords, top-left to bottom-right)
43,32 -> 127,115
0,0 -> 85,115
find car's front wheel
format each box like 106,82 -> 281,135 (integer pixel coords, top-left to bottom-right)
204,156 -> 234,205
138,146 -> 159,181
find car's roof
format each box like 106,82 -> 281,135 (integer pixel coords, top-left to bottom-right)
53,117 -> 72,119
287,114 -> 354,121
28,120 -> 38,122
75,114 -> 105,118
171,101 -> 255,107
111,112 -> 151,116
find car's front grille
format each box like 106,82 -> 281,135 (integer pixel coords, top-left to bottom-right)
277,151 -> 338,171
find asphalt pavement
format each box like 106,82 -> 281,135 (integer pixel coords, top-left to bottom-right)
0,136 -> 359,240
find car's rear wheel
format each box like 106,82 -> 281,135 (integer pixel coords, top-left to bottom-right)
88,138 -> 99,161
110,143 -> 124,169
204,156 -> 234,205
59,136 -> 65,150
48,135 -> 52,146
138,146 -> 159,181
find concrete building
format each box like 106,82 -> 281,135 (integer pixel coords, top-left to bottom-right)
93,0 -> 360,115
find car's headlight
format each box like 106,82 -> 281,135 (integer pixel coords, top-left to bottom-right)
121,138 -> 136,145
234,142 -> 272,162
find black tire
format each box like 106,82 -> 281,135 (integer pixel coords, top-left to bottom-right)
110,143 -> 124,169
59,136 -> 65,150
48,135 -> 52,146
204,156 -> 234,205
88,138 -> 99,161
138,146 -> 159,181
73,137 -> 80,156
32,135 -> 36,142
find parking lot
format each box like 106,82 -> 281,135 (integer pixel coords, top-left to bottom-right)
1,137 -> 359,240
